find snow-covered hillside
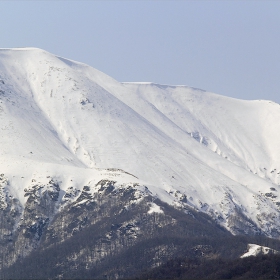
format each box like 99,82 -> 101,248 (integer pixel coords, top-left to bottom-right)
240,244 -> 279,258
1,47 -> 280,236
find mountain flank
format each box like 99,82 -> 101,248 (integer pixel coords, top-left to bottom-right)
0,48 -> 280,278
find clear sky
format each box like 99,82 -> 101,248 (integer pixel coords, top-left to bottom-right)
1,1 -> 280,104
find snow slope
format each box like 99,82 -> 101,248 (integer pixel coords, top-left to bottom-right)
240,244 -> 279,258
1,47 -> 280,236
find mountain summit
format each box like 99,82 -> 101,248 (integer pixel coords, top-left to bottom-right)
1,48 -> 280,233
1,48 -> 280,276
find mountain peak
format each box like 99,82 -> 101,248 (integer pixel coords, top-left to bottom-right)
0,49 -> 280,238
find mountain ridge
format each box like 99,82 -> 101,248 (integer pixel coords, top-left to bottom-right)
0,47 -> 280,239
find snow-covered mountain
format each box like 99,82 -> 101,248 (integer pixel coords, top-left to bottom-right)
1,47 -> 280,240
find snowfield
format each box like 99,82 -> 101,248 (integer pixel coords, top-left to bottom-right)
1,47 -> 280,236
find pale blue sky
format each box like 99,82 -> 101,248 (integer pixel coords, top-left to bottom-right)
1,1 -> 280,104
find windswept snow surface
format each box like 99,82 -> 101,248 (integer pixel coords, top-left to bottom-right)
1,48 -> 280,236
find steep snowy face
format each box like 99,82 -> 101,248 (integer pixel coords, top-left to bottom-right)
117,83 -> 280,184
1,48 -> 280,236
